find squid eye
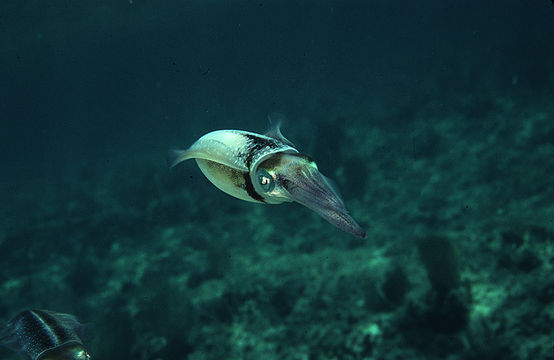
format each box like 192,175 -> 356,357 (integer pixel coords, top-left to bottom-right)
256,169 -> 275,192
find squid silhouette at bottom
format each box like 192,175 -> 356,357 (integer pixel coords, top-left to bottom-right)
0,309 -> 92,360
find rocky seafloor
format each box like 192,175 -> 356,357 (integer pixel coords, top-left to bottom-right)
0,95 -> 552,360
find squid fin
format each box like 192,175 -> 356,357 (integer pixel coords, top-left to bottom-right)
168,149 -> 193,168
265,113 -> 296,148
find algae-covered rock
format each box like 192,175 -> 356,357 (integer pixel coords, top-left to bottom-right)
416,235 -> 461,298
381,265 -> 411,307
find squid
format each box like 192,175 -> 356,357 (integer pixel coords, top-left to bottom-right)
0,309 -> 92,360
170,117 -> 366,238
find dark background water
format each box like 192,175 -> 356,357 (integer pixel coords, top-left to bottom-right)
1,0 -> 551,178
0,1 -> 552,359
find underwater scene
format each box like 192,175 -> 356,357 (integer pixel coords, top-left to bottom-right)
0,1 -> 552,359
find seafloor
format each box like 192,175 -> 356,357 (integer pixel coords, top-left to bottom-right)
0,94 -> 552,359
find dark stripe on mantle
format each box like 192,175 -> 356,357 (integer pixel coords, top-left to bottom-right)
243,172 -> 264,202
